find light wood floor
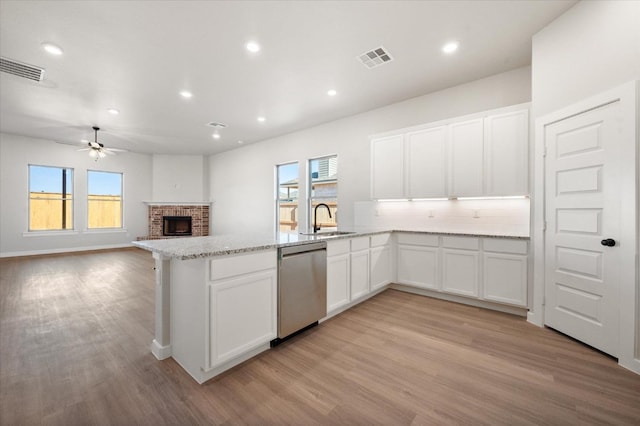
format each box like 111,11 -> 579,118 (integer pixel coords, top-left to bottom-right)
1,248 -> 639,425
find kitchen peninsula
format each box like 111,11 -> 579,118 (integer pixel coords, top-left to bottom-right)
134,229 -> 529,384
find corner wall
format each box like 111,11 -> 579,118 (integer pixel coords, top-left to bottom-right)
209,66 -> 532,235
0,133 -> 152,257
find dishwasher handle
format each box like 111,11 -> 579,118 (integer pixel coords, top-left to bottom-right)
279,241 -> 327,258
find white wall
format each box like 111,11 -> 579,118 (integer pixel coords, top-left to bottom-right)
209,66 -> 532,235
151,154 -> 207,202
531,0 -> 640,118
0,133 -> 152,256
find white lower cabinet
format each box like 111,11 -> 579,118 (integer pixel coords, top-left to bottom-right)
350,249 -> 370,300
370,233 -> 393,291
208,269 -> 277,368
327,253 -> 350,312
482,238 -> 528,306
397,245 -> 439,289
441,249 -> 479,297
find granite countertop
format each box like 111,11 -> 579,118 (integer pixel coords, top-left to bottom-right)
133,228 -> 529,260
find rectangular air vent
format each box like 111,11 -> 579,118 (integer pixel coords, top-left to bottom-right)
0,57 -> 45,81
356,46 -> 393,69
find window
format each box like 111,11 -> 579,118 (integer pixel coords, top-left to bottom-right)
29,165 -> 74,231
88,170 -> 123,229
309,155 -> 337,231
276,162 -> 299,232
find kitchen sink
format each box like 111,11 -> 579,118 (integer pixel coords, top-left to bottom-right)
300,231 -> 356,238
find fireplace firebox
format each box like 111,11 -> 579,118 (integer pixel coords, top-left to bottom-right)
163,216 -> 192,236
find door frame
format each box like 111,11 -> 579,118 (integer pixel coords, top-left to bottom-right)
530,80 -> 639,374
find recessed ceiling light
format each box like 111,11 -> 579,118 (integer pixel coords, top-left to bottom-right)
327,89 -> 337,96
237,140 -> 244,145
41,42 -> 63,55
107,108 -> 120,115
180,90 -> 193,99
257,116 -> 266,122
442,41 -> 459,54
212,133 -> 221,140
246,41 -> 261,53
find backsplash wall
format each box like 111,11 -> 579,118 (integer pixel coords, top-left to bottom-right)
353,198 -> 530,236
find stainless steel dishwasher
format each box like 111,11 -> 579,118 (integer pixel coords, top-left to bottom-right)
273,241 -> 327,345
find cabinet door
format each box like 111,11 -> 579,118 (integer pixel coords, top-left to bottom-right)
484,110 -> 529,196
449,118 -> 484,197
442,249 -> 479,297
396,245 -> 439,290
370,245 -> 392,291
483,253 -> 527,306
371,135 -> 404,199
208,269 -> 277,368
327,254 -> 350,312
350,249 -> 370,300
406,126 -> 447,198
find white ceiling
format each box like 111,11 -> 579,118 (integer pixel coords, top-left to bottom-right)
0,0 -> 576,155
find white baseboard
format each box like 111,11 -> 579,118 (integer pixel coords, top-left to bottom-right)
151,339 -> 172,360
527,311 -> 544,327
0,243 -> 134,258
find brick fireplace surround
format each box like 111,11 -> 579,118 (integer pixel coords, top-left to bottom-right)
139,204 -> 210,240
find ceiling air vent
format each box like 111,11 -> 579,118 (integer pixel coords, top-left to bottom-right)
356,46 -> 393,69
206,122 -> 227,129
0,57 -> 45,82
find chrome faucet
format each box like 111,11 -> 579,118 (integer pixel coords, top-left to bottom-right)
313,203 -> 332,233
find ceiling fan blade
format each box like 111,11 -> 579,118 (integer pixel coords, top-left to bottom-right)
89,141 -> 101,148
56,140 -> 85,147
77,148 -> 91,151
103,150 -> 116,155
106,147 -> 129,153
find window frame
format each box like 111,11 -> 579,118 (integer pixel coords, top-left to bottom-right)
28,164 -> 75,232
307,154 -> 338,232
87,169 -> 124,230
275,161 -> 300,234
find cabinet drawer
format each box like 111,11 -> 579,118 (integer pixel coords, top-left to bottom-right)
483,238 -> 528,255
396,233 -> 439,247
442,236 -> 479,250
370,233 -> 392,247
351,237 -> 370,252
327,239 -> 350,257
210,250 -> 277,281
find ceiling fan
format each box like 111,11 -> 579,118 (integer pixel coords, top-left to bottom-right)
77,126 -> 127,160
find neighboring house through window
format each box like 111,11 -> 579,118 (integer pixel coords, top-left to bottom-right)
87,170 -> 123,229
28,165 -> 74,231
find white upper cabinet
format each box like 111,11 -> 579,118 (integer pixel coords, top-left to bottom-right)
371,134 -> 404,199
484,110 -> 529,196
406,126 -> 447,198
448,118 -> 484,197
370,104 -> 529,200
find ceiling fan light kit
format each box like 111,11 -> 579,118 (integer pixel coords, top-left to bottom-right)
85,126 -> 112,161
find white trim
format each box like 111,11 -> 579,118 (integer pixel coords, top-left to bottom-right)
0,242 -> 134,258
22,230 -> 79,237
83,228 -> 128,234
143,201 -> 212,206
531,80 -> 638,373
151,339 -> 172,360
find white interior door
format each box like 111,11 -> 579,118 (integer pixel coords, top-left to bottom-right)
544,100 -> 622,357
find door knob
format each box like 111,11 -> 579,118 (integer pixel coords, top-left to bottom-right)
601,239 -> 616,247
